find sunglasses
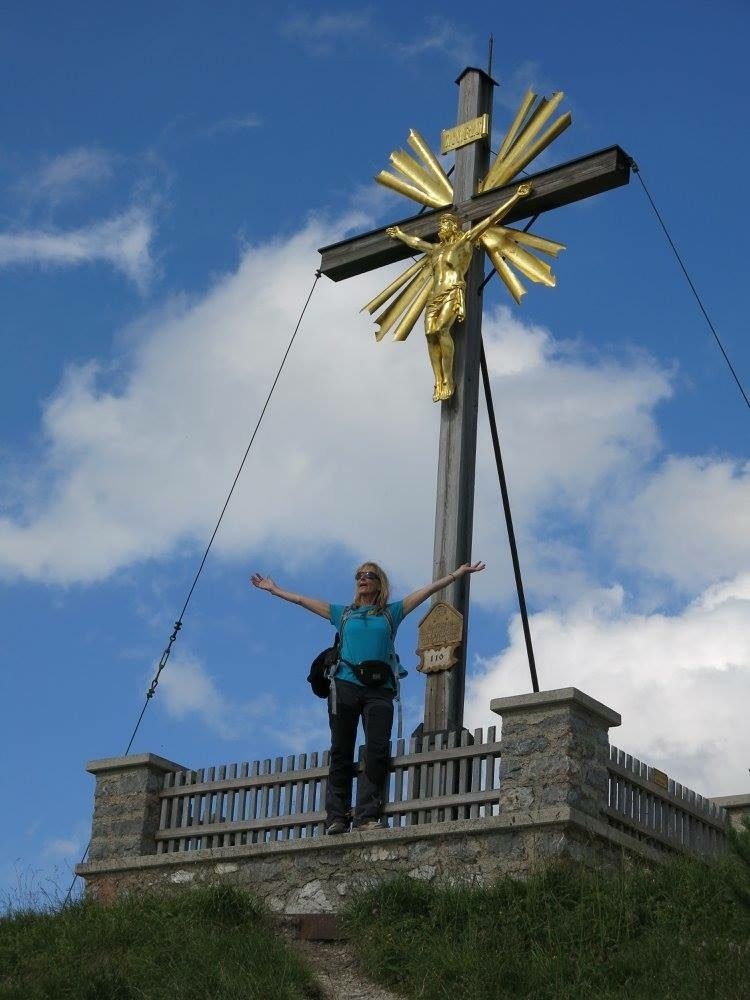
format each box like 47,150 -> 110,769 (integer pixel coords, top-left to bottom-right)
355,571 -> 379,581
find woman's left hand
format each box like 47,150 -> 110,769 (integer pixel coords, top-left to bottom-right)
455,561 -> 485,577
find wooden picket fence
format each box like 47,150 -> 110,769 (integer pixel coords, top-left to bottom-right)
156,727 -> 502,853
606,745 -> 727,855
154,730 -> 728,857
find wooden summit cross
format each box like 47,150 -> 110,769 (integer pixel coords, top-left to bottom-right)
318,67 -> 630,736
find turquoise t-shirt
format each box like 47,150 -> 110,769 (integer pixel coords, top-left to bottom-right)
329,601 -> 407,689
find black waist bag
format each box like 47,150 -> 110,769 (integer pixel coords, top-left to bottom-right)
351,659 -> 392,688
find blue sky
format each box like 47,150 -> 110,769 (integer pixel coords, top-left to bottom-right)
2,1 -> 749,901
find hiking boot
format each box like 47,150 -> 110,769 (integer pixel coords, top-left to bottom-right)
355,818 -> 386,832
326,820 -> 349,836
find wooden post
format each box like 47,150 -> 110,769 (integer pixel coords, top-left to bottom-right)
423,68 -> 494,735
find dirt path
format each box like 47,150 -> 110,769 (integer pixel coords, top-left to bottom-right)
292,938 -> 407,1000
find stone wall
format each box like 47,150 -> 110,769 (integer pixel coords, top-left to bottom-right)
76,687 -> 746,912
80,806 -> 662,913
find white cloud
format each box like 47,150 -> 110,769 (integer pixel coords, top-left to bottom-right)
158,653 -> 275,739
0,206 -> 155,288
41,824 -> 87,862
479,313 -> 669,521
281,10 -> 373,55
395,17 -> 475,67
158,652 -> 328,750
0,217 -> 677,592
42,837 -> 81,860
201,114 -> 262,138
0,213 -> 431,583
0,824 -> 89,905
281,11 -> 475,67
493,61 -> 555,113
471,312 -> 671,604
23,147 -> 114,205
600,455 -> 750,592
466,576 -> 750,797
158,654 -> 226,724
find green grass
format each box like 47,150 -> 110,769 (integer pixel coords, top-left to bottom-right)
0,884 -> 320,1000
5,829 -> 750,999
344,854 -> 750,1000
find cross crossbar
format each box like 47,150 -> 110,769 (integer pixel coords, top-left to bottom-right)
319,145 -> 630,281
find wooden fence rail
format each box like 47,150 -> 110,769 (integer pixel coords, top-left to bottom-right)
156,727 -> 503,853
606,746 -> 727,855
155,731 -> 728,857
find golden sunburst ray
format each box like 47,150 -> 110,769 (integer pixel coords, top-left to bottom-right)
375,128 -> 453,209
480,225 -> 566,304
361,258 -> 424,321
390,273 -> 434,342
362,259 -> 434,342
480,89 -> 572,193
365,128 -> 449,344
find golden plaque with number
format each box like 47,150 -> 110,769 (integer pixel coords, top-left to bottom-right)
416,601 -> 463,674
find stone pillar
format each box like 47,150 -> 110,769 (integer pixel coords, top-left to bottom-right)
491,688 -> 621,820
87,753 -> 187,862
710,794 -> 750,833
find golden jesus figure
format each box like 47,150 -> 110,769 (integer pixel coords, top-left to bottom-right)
386,182 -> 532,401
363,98 -> 570,402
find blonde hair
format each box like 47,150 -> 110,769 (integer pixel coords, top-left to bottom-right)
352,561 -> 390,616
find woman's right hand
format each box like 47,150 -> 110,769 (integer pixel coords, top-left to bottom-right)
250,573 -> 277,594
